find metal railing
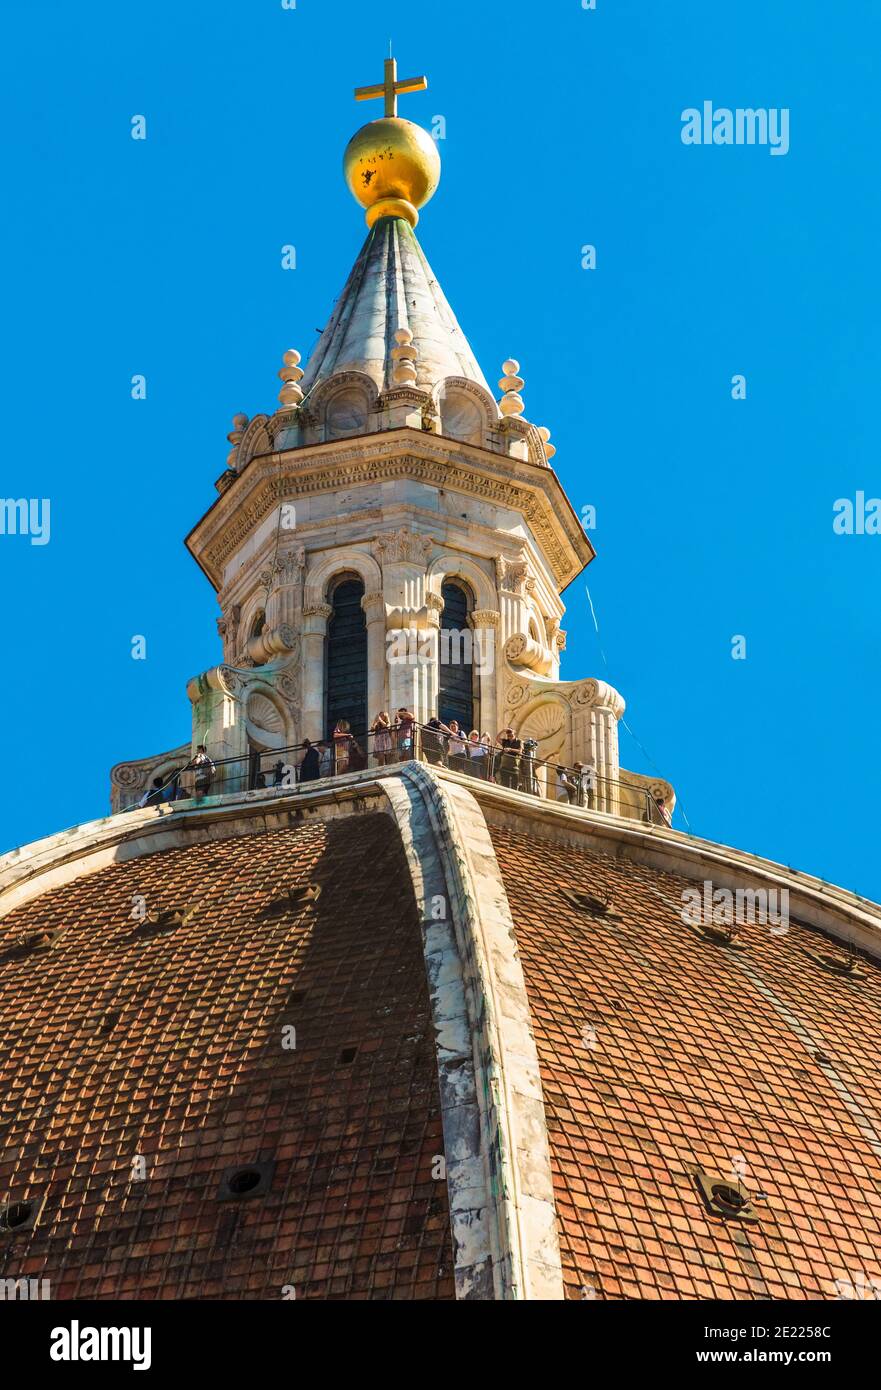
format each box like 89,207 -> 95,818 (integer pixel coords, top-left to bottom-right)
131,725 -> 671,828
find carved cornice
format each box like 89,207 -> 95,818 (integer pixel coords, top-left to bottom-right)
192,436 -> 589,593
378,386 -> 431,408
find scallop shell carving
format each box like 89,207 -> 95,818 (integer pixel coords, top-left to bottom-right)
519,702 -> 566,744
246,693 -> 285,734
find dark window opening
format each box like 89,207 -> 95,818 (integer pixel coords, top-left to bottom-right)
326,577 -> 367,739
438,581 -> 475,730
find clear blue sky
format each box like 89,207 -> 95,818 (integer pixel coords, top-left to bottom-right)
1,1 -> 878,901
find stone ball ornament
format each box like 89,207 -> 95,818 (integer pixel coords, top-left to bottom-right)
344,117 -> 441,228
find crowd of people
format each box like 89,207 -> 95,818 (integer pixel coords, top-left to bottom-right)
135,720 -> 671,825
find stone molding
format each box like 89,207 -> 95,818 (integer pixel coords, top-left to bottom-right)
381,764 -> 564,1300
189,431 -> 594,592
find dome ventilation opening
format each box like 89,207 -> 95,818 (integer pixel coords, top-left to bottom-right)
218,1162 -> 275,1202
691,1166 -> 760,1224
559,887 -> 621,922
0,1193 -> 46,1234
135,904 -> 195,936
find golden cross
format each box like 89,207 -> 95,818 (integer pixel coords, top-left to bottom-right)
354,58 -> 427,118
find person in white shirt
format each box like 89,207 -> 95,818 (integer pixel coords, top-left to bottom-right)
447,720 -> 468,773
188,746 -> 215,798
556,766 -> 577,804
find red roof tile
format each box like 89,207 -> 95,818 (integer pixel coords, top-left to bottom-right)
489,824 -> 881,1301
0,816 -> 454,1300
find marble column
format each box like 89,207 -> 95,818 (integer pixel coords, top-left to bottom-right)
469,609 -> 501,737
570,679 -> 625,813
361,591 -> 388,732
301,603 -> 332,742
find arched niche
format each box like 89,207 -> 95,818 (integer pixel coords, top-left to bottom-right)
433,376 -> 498,448
311,373 -> 378,442
425,552 -> 497,613
438,386 -> 484,447
304,548 -> 383,611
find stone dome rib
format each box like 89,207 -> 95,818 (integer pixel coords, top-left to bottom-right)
300,216 -> 492,401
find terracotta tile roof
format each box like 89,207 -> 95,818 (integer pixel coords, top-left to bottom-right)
489,824 -> 881,1301
0,816 -> 453,1300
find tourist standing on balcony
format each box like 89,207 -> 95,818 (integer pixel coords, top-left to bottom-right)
466,729 -> 485,777
423,715 -> 452,766
448,720 -> 468,773
371,712 -> 393,766
556,766 -> 577,804
394,707 -> 416,758
299,740 -> 320,783
496,729 -> 523,790
188,745 -> 215,798
318,741 -> 333,778
332,720 -> 354,775
139,776 -> 167,809
481,733 -> 495,780
572,762 -> 597,809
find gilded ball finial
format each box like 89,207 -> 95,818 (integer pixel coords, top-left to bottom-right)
344,118 -> 440,228
347,58 -> 440,228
